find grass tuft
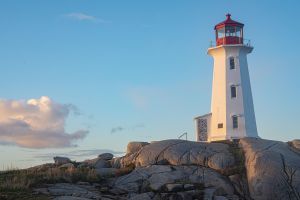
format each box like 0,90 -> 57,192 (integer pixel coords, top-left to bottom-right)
0,164 -> 102,199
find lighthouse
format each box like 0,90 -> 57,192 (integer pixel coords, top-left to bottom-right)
195,14 -> 258,142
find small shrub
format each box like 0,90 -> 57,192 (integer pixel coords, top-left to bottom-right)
115,163 -> 135,177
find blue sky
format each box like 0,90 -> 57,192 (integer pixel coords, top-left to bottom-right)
0,0 -> 300,168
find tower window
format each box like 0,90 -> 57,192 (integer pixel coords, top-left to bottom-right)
231,85 -> 237,98
232,115 -> 238,129
218,123 -> 223,128
229,57 -> 235,69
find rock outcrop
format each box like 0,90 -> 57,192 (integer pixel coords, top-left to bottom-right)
54,156 -> 72,165
290,139 -> 300,150
119,139 -> 235,172
98,153 -> 114,161
240,138 -> 300,200
31,138 -> 300,200
126,142 -> 150,155
113,165 -> 235,196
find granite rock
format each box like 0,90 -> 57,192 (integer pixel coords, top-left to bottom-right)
239,137 -> 300,200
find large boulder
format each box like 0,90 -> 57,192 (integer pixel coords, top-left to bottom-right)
290,139 -> 300,150
53,156 -> 71,165
113,165 -> 234,195
119,140 -> 235,172
110,157 -> 122,168
95,159 -> 111,169
129,192 -> 154,200
239,137 -> 300,200
98,153 -> 114,160
126,142 -> 149,155
80,152 -> 115,169
36,183 -> 102,199
95,168 -> 117,177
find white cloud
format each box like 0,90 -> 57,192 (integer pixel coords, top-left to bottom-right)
0,96 -> 88,148
64,12 -> 110,23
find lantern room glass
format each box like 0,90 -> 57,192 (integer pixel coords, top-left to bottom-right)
217,28 -> 225,38
217,26 -> 243,39
226,26 -> 236,36
216,26 -> 243,45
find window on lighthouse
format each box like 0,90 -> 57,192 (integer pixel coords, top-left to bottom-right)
232,115 -> 238,129
217,27 -> 225,38
231,85 -> 237,98
229,57 -> 235,69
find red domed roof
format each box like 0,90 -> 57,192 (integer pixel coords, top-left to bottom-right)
215,14 -> 244,30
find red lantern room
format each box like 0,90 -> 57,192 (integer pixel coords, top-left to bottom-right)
215,14 -> 244,46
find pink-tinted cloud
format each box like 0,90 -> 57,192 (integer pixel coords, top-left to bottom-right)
0,96 -> 88,148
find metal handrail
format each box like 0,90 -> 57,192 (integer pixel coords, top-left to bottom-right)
244,38 -> 251,46
178,132 -> 188,140
209,38 -> 252,48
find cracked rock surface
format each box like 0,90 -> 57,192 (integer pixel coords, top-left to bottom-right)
239,137 -> 300,200
34,183 -> 102,200
113,165 -> 234,195
29,138 -> 300,200
119,139 -> 235,171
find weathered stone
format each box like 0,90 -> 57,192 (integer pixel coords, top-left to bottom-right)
100,186 -> 109,193
226,195 -> 240,200
33,138 -> 300,200
33,188 -> 49,195
45,183 -> 101,199
108,187 -> 127,195
127,142 -> 150,155
148,169 -> 184,191
113,165 -> 234,195
168,193 -> 184,200
203,188 -> 216,200
120,139 -> 235,172
82,158 -> 96,165
113,166 -> 150,193
214,196 -> 228,200
180,166 -> 233,194
119,153 -> 138,168
290,139 -> 300,150
181,189 -> 204,199
95,168 -> 117,177
176,191 -> 194,200
53,197 -> 91,200
81,157 -> 111,169
165,183 -> 183,192
129,192 -> 154,200
207,152 -> 235,171
95,159 -> 111,169
98,153 -> 114,160
54,156 -> 71,165
110,157 -> 121,168
184,184 -> 195,190
76,182 -> 90,186
240,137 -> 300,200
92,183 -> 101,188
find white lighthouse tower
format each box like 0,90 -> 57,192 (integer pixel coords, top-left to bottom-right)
195,14 -> 258,142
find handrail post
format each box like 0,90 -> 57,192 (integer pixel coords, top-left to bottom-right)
178,132 -> 188,140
